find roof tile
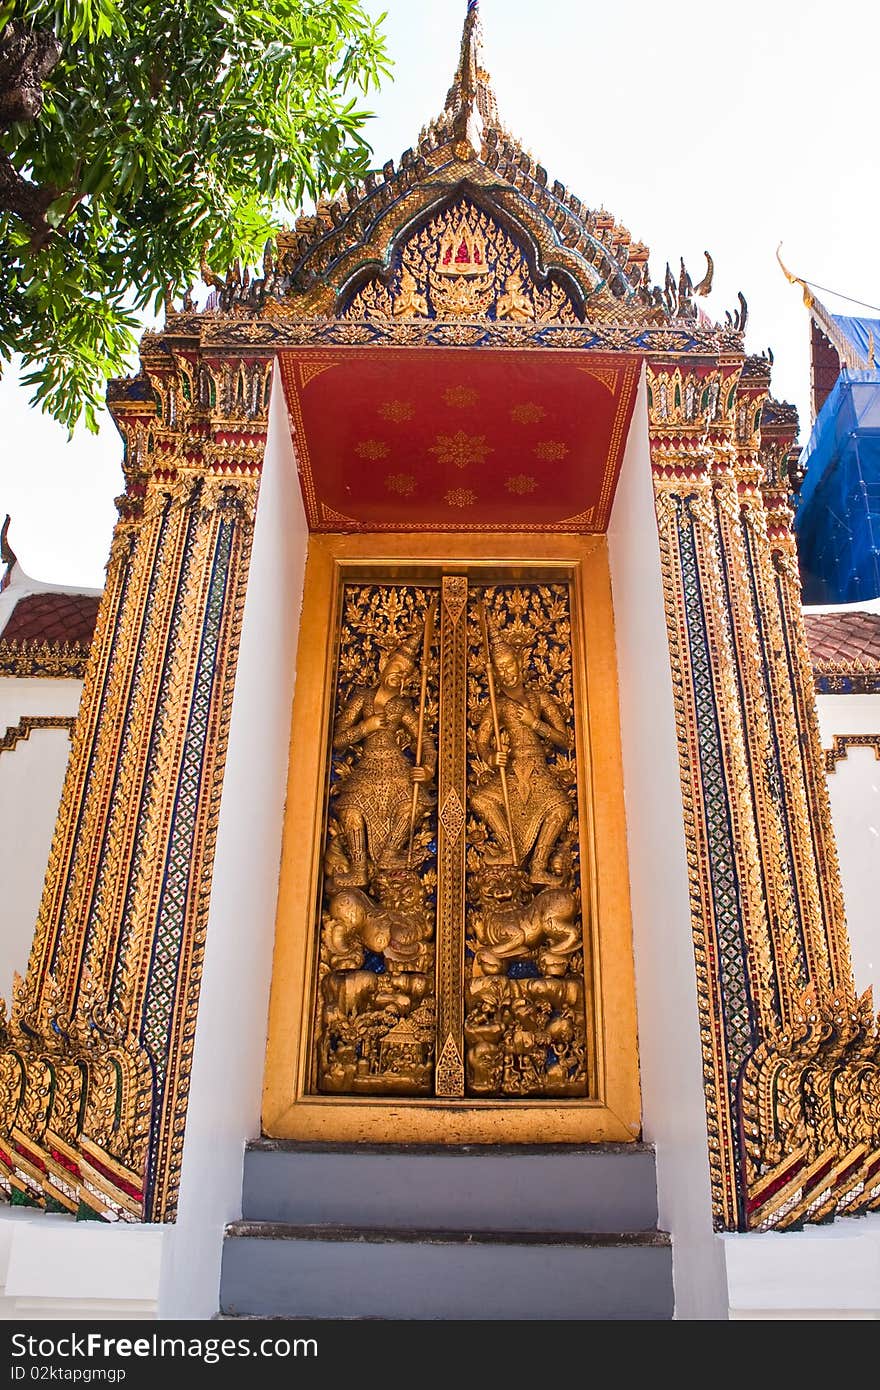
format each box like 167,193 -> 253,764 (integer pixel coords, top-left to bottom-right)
2,592 -> 100,648
803,610 -> 880,671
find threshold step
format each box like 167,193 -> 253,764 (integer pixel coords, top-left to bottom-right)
241,1140 -> 660,1233
219,1220 -> 673,1320
226,1220 -> 670,1247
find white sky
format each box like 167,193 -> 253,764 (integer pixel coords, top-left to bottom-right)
1,0 -> 878,589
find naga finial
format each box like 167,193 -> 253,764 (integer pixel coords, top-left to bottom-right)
444,0 -> 498,157
0,513 -> 17,593
777,242 -> 814,310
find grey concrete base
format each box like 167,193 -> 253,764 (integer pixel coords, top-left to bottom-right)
219,1223 -> 673,1320
241,1141 -> 660,1233
219,1142 -> 673,1320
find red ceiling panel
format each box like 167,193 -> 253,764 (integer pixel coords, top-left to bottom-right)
278,348 -> 641,533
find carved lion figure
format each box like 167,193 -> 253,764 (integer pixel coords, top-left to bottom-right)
471,885 -> 580,976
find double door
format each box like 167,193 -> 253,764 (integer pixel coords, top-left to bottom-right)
315,566 -> 594,1100
263,537 -> 640,1145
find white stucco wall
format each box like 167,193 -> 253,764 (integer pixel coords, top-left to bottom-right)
0,563 -> 96,1002
0,1207 -> 164,1320
0,363 -> 309,1321
814,690 -> 880,996
720,1213 -> 880,1318
0,677 -> 83,998
607,369 -> 727,1319
158,359 -> 308,1318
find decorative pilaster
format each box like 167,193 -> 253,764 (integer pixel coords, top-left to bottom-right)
648,359 -> 880,1231
0,332 -> 271,1222
739,393 -> 879,1229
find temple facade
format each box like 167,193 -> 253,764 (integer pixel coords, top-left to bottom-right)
0,2 -> 878,1320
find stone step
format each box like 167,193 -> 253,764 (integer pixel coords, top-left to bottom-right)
241,1140 -> 660,1233
219,1221 -> 674,1321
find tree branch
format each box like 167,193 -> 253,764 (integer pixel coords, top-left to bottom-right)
0,21 -> 63,242
0,20 -> 61,129
0,149 -> 57,244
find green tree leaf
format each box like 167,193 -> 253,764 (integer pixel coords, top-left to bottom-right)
0,0 -> 391,433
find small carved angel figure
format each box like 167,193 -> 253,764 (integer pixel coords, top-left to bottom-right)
392,268 -> 430,318
496,269 -> 534,323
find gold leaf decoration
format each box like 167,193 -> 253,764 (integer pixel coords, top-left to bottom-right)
430,431 -> 493,469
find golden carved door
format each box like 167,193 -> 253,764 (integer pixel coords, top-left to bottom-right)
263,535 -> 641,1144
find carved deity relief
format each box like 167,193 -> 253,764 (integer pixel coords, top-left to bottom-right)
316,585 -> 438,1096
343,199 -> 580,325
312,578 -> 589,1101
464,585 -> 587,1098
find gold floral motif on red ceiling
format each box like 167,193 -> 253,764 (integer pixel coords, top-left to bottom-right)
277,347 -> 640,535
445,488 -> 477,508
355,440 -> 390,461
343,199 -> 580,326
385,473 -> 417,496
506,475 -> 538,495
534,441 -> 570,462
320,502 -> 359,526
378,399 -> 415,423
429,431 -> 494,469
578,366 -> 618,395
297,361 -> 338,391
443,385 -> 479,408
510,402 -> 546,424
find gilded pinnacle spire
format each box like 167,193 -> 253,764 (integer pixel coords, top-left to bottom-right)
443,0 -> 499,157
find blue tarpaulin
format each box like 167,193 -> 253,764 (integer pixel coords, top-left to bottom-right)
795,367 -> 880,603
827,313 -> 880,367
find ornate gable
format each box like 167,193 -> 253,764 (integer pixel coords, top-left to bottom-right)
198,0 -> 743,350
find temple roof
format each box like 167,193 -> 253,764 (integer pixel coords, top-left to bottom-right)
0,517 -> 100,678
442,0 -> 499,155
803,607 -> 880,692
826,314 -> 880,368
1,591 -> 100,647
778,250 -> 880,376
804,608 -> 880,671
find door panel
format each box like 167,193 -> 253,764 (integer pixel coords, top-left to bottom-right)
263,534 -> 639,1145
314,576 -> 590,1101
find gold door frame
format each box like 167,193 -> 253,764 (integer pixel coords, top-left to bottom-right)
262,533 -> 641,1143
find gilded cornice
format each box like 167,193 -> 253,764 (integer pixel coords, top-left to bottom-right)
151,312 -> 746,358
814,659 -> 880,695
0,641 -> 89,679
107,345 -> 271,495
646,361 -> 744,472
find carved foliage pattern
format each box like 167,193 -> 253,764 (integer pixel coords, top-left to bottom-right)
343,199 -> 580,325
0,432 -> 260,1221
463,584 -> 588,1097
